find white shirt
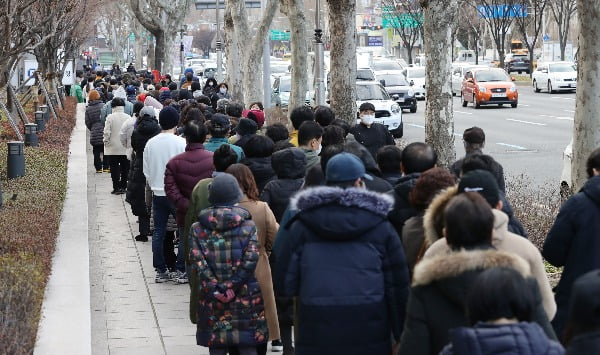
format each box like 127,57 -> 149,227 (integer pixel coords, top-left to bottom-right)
143,132 -> 186,196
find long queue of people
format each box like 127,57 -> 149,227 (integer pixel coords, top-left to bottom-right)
76,71 -> 600,355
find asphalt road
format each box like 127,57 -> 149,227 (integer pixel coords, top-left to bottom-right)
400,85 -> 577,188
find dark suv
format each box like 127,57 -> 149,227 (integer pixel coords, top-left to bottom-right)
504,54 -> 530,74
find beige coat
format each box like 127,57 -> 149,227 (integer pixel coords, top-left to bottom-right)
238,197 -> 281,341
103,106 -> 130,156
424,205 -> 557,321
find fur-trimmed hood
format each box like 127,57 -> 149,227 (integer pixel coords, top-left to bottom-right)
412,249 -> 531,287
291,186 -> 394,216
424,185 -> 458,247
289,186 -> 395,241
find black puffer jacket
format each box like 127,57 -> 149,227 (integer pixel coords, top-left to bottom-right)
567,331 -> 600,355
260,148 -> 306,222
126,116 -> 161,215
242,156 -> 276,193
85,100 -> 105,146
388,172 -> 421,236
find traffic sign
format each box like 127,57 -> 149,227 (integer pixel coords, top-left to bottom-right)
477,4 -> 527,18
129,33 -> 135,41
270,30 -> 291,41
543,34 -> 550,42
382,13 -> 422,29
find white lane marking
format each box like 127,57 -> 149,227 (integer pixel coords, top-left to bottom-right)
551,97 -> 576,100
538,114 -> 574,121
564,110 -> 575,113
506,118 -> 547,126
497,142 -> 527,150
519,104 -> 530,107
454,110 -> 473,115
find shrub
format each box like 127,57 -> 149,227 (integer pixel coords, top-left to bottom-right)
0,96 -> 76,353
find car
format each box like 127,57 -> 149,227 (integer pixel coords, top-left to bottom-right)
376,72 -> 417,113
451,63 -> 489,96
355,81 -> 403,138
271,75 -> 311,108
357,67 -> 377,81
401,67 -> 426,100
504,54 -> 530,74
371,60 -> 405,72
532,61 -> 577,93
461,68 -> 518,108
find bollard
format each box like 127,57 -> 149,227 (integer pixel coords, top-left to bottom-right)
35,111 -> 46,132
7,141 -> 25,179
25,124 -> 38,147
39,105 -> 49,121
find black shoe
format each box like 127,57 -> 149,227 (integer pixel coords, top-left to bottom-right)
272,340 -> 283,352
116,188 -> 126,195
111,189 -> 119,195
135,234 -> 148,242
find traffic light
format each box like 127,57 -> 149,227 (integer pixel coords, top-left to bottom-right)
216,40 -> 222,50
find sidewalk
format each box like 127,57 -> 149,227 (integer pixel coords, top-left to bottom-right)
87,129 -> 279,354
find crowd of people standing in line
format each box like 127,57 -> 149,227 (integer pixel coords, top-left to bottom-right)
74,66 -> 600,355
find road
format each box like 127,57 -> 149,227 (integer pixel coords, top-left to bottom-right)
400,86 -> 576,188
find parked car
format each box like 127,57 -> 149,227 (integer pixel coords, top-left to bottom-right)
372,60 -> 405,72
401,67 -> 426,100
357,67 -> 377,81
504,53 -> 530,74
355,81 -> 403,138
376,72 -> 417,113
272,75 -> 310,108
461,68 -> 518,108
451,63 -> 489,96
532,61 -> 577,93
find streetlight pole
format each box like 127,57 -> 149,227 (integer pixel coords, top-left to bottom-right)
314,0 -> 326,106
216,0 -> 223,83
180,25 -> 187,77
262,0 -> 271,107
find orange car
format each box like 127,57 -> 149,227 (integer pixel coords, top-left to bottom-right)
461,68 -> 518,108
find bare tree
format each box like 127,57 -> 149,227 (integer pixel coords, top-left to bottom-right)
457,5 -> 485,63
570,0 -> 599,191
281,0 -> 307,111
421,0 -> 458,167
467,0 -> 518,67
129,0 -> 192,72
327,0 -> 357,123
191,28 -> 216,56
513,0 -> 547,76
548,0 -> 576,60
381,0 -> 423,65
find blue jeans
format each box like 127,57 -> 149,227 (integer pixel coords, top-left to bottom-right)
152,195 -> 177,273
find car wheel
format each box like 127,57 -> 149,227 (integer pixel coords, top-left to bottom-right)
392,125 -> 404,138
474,94 -> 481,109
548,80 -> 554,94
533,80 -> 541,93
511,102 -> 518,108
410,105 -> 417,113
462,95 -> 468,107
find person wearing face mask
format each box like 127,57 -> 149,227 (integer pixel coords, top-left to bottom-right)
351,102 -> 395,159
297,121 -> 323,172
216,82 -> 232,101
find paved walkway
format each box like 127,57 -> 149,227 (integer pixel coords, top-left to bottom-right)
87,126 -> 279,354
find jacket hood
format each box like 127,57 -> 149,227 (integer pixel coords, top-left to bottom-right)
582,175 -> 600,205
136,116 -> 160,135
412,249 -> 530,287
271,148 -> 307,179
144,96 -> 163,110
394,172 -> 421,195
424,185 -> 458,246
113,87 -> 127,99
184,68 -> 194,75
198,206 -> 251,232
289,186 -> 394,240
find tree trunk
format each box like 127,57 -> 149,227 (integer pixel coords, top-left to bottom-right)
422,0 -> 457,168
571,0 -> 600,191
327,0 -> 357,124
224,2 -> 245,102
148,37 -> 155,70
154,31 -> 166,72
407,46 -> 413,65
285,2 -> 308,111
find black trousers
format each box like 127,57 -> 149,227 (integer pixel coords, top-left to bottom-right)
92,145 -> 109,171
107,155 -> 130,190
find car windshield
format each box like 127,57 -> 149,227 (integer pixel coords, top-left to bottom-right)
408,68 -> 425,78
475,70 -> 510,82
377,74 -> 409,86
372,61 -> 403,71
357,69 -> 375,80
549,63 -> 576,73
356,84 -> 390,101
271,65 -> 289,74
279,78 -> 291,92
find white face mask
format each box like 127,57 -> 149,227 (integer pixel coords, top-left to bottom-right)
220,87 -> 227,94
315,144 -> 322,155
361,114 -> 375,125
209,82 -> 214,86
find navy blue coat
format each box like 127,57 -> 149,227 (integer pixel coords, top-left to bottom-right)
567,331 -> 600,355
440,322 -> 564,355
543,176 -> 600,337
274,186 -> 409,355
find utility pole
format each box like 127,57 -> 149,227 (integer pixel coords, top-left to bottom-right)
216,0 -> 223,83
314,0 -> 325,106
262,0 -> 271,107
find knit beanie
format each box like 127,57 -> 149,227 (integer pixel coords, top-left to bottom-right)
159,106 -> 179,130
88,90 -> 101,101
247,109 -> 265,129
208,174 -> 243,206
237,118 -> 258,136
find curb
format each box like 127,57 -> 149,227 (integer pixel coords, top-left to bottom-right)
34,103 -> 91,355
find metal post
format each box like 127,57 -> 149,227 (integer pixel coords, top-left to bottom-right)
180,29 -> 185,77
40,105 -> 49,122
314,0 -> 326,106
7,141 -> 25,179
262,0 -> 271,108
24,124 -> 38,147
35,111 -> 45,132
216,0 -> 223,83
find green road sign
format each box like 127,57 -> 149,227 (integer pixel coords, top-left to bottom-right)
382,13 -> 423,29
270,30 -> 291,41
129,33 -> 135,41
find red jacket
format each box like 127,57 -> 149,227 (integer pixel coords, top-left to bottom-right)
165,143 -> 214,225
